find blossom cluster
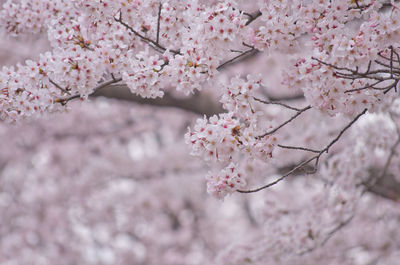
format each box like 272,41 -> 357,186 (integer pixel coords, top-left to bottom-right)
2,0 -> 398,121
0,56 -> 57,121
286,1 -> 400,115
206,162 -> 245,199
122,49 -> 165,98
0,0 -> 74,36
186,75 -> 278,199
0,0 -> 252,122
220,74 -> 262,119
246,0 -> 400,116
250,0 -> 304,51
293,56 -> 386,115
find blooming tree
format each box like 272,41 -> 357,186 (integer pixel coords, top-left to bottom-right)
1,0 -> 400,264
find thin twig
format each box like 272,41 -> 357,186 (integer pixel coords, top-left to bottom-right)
238,155 -> 318,193
390,46 -> 394,78
239,109 -> 367,193
253,97 -> 302,111
298,214 -> 355,255
278,144 -> 320,153
313,50 -> 400,95
55,77 -> 123,105
321,109 -> 367,154
258,105 -> 312,137
48,78 -> 71,95
217,47 -> 258,71
114,13 -> 181,55
111,73 -> 117,82
363,112 -> 400,192
344,80 -> 384,93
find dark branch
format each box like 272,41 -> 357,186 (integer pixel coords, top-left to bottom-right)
244,10 -> 262,26
92,84 -> 223,116
156,2 -> 162,44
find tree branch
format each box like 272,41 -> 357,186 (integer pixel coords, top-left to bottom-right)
92,84 -> 223,116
